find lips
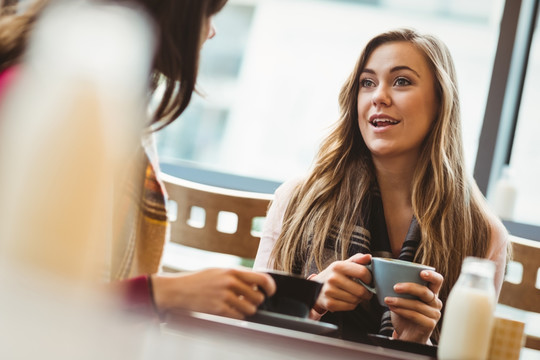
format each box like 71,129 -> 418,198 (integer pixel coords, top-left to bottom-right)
369,115 -> 400,128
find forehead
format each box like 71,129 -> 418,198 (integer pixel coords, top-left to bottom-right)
363,41 -> 432,76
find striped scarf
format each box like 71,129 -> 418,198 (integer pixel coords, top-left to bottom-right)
294,190 -> 421,341
109,144 -> 169,281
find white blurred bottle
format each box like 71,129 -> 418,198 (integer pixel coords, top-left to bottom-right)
0,0 -> 155,285
0,2 -> 158,360
438,257 -> 496,360
491,165 -> 517,220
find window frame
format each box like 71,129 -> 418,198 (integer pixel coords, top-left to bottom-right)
474,0 -> 540,241
159,0 -> 540,240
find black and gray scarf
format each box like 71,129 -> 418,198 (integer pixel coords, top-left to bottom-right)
293,190 -> 421,342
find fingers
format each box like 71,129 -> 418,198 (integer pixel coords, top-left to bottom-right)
332,258 -> 373,285
321,279 -> 369,305
421,270 -> 443,295
384,274 -> 443,332
316,287 -> 361,312
348,253 -> 372,265
223,292 -> 259,317
208,269 -> 273,318
392,282 -> 443,310
330,273 -> 372,299
314,260 -> 374,312
224,269 -> 275,306
386,302 -> 440,330
385,295 -> 441,318
213,299 -> 249,320
233,269 -> 276,297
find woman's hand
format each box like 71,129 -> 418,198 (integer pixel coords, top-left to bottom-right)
151,268 -> 276,319
310,253 -> 373,316
385,270 -> 444,344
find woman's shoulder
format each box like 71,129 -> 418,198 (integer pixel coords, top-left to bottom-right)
485,210 -> 509,258
274,175 -> 305,198
267,175 -> 306,218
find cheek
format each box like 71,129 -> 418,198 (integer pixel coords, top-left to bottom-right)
356,95 -> 370,119
356,100 -> 368,130
423,98 -> 439,130
410,93 -> 437,128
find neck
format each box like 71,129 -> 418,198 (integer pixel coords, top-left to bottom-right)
372,154 -> 417,204
371,154 -> 418,257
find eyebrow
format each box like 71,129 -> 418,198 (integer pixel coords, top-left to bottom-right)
362,66 -> 421,78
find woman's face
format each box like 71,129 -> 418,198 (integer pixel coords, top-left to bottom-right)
357,41 -> 438,163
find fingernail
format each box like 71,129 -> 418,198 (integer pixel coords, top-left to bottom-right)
393,284 -> 402,291
421,271 -> 430,277
385,297 -> 395,305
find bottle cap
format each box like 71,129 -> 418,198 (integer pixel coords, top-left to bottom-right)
462,257 -> 496,278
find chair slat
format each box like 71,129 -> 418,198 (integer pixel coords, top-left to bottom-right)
161,173 -> 273,261
499,237 -> 540,351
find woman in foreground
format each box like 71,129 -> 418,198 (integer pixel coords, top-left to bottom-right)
0,0 -> 275,320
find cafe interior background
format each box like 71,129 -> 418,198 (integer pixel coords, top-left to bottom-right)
157,0 -> 540,268
1,0 -> 539,358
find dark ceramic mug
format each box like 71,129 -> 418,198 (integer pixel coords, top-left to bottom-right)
259,271 -> 323,318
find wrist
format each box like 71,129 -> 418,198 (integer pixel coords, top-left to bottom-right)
307,273 -> 327,319
150,274 -> 171,314
392,330 -> 431,344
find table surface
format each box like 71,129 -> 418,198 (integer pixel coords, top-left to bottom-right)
160,311 -> 436,360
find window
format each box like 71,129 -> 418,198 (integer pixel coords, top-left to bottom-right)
474,0 -> 540,238
504,4 -> 540,226
156,0 -> 504,184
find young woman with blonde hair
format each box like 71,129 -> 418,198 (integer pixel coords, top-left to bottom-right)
254,28 -> 508,344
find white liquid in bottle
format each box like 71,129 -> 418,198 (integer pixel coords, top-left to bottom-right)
438,257 -> 496,360
492,165 -> 517,220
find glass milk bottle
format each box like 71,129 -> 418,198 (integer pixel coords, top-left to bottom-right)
438,257 -> 496,360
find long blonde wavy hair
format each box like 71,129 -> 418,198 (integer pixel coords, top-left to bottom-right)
271,28 -> 494,311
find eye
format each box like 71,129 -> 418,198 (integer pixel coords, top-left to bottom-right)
360,78 -> 376,88
394,77 -> 411,86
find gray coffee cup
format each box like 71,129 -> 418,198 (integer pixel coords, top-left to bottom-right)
355,257 -> 435,306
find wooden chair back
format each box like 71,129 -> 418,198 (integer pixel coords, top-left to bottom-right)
499,237 -> 540,350
161,173 -> 273,261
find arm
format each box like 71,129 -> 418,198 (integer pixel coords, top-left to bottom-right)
254,178 -> 373,318
253,178 -> 303,271
151,269 -> 275,320
116,270 -> 275,320
486,215 -> 509,300
117,275 -> 157,318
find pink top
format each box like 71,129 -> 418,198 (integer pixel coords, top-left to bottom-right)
0,66 -> 19,103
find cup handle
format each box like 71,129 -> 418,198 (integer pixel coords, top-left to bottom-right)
353,263 -> 376,294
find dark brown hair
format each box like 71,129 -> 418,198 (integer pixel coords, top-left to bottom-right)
137,0 -> 227,130
0,0 -> 46,72
0,0 -> 227,129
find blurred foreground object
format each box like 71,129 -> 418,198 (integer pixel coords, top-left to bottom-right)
0,0 -> 158,358
0,0 -> 154,286
488,316 -> 525,360
438,257 -> 497,360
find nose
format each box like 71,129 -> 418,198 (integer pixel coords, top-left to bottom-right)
371,84 -> 391,107
207,22 -> 216,40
